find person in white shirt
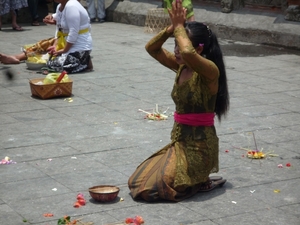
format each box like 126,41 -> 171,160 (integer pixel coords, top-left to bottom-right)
46,0 -> 93,73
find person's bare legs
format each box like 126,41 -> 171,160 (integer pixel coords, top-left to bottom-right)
0,52 -> 27,64
11,10 -> 23,30
0,54 -> 20,64
14,52 -> 27,61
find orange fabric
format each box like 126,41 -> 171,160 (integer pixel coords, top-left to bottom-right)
128,143 -> 206,202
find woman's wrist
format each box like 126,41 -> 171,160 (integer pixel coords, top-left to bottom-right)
166,25 -> 174,34
173,26 -> 186,37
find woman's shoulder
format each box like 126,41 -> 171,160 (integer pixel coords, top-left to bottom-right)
67,0 -> 83,7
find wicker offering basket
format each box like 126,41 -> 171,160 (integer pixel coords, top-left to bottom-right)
29,78 -> 73,99
144,8 -> 171,33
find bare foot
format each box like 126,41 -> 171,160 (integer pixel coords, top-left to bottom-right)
0,53 -> 20,64
86,58 -> 93,71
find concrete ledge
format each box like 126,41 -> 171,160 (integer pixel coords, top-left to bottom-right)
106,0 -> 158,26
106,0 -> 300,49
210,24 -> 300,49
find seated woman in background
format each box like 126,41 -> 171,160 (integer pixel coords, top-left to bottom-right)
0,0 -> 93,74
46,0 -> 93,73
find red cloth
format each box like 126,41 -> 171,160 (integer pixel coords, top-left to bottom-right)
174,111 -> 215,126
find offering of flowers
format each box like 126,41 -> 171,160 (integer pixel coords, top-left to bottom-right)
247,150 -> 265,159
245,149 -> 278,159
27,55 -> 47,64
56,215 -> 144,225
234,132 -> 278,159
23,38 -> 55,54
139,104 -> 169,121
57,216 -> 93,225
0,156 -> 16,165
43,71 -> 69,84
125,215 -> 144,224
73,193 -> 86,208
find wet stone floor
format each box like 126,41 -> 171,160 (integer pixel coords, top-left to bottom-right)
220,39 -> 300,57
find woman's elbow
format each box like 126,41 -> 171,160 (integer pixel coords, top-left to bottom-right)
145,43 -> 151,52
145,46 -> 158,57
181,51 -> 195,62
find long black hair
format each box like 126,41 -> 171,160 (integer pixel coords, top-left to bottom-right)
185,21 -> 229,121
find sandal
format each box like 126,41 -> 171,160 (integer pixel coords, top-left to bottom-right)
209,176 -> 222,181
40,67 -> 58,75
198,179 -> 227,192
31,21 -> 40,26
12,26 -> 23,31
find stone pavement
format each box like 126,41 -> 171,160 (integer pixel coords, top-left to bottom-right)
0,20 -> 300,225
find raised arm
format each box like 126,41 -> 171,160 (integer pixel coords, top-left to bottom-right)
174,26 -> 219,83
169,0 -> 219,94
145,26 -> 179,72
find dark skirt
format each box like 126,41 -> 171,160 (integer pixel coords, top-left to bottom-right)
47,51 -> 90,74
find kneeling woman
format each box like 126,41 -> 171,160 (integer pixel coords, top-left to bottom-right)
47,0 -> 93,73
128,0 -> 229,202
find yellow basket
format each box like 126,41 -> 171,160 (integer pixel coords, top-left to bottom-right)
29,78 -> 73,99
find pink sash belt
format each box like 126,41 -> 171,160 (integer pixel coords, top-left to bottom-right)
174,111 -> 215,126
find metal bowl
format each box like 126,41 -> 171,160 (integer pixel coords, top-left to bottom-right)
89,185 -> 120,202
26,61 -> 46,70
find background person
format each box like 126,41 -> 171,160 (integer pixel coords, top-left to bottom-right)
128,0 -> 229,202
46,0 -> 93,73
86,0 -> 105,23
28,0 -> 40,26
0,0 -> 28,31
46,0 -> 59,15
